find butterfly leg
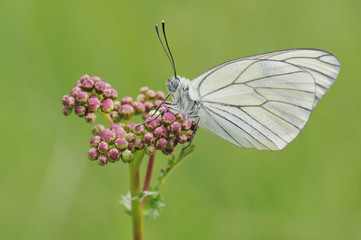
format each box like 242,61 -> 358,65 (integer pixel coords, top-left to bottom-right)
136,105 -> 180,127
182,116 -> 200,150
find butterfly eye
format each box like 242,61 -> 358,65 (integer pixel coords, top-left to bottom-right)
171,78 -> 179,89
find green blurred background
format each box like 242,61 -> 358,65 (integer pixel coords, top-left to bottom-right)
1,0 -> 361,239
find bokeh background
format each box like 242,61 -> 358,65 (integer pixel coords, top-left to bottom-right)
1,0 -> 361,239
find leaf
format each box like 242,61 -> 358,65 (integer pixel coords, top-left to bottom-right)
119,192 -> 132,215
144,192 -> 165,219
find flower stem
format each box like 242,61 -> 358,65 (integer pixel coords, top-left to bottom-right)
142,154 -> 155,207
128,150 -> 145,240
99,111 -> 114,125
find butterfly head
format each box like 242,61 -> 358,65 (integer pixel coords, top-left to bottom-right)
166,76 -> 180,93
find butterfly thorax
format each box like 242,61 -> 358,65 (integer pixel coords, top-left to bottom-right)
166,76 -> 200,119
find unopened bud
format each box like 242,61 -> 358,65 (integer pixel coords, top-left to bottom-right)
155,138 -> 167,150
91,76 -> 101,83
175,113 -> 185,122
88,97 -> 101,112
121,96 -> 133,105
134,139 -> 144,150
85,112 -> 96,123
119,104 -> 134,120
95,81 -> 107,94
145,116 -> 162,131
92,124 -> 105,136
115,137 -> 129,150
177,133 -> 188,144
113,101 -> 121,111
100,129 -> 116,143
108,148 -> 121,162
70,87 -> 81,97
162,112 -> 175,126
143,132 -> 155,145
181,120 -> 192,131
97,155 -> 108,166
80,74 -> 90,82
125,132 -> 136,142
154,126 -> 169,138
133,101 -> 145,114
140,86 -> 149,94
170,122 -> 181,134
133,125 -> 146,136
146,90 -> 156,100
101,98 -> 114,113
156,91 -> 166,100
76,91 -> 89,105
75,105 -> 87,117
110,111 -> 121,122
144,102 -> 155,112
121,150 -> 134,163
167,136 -> 178,149
136,94 -> 146,103
90,136 -> 102,147
114,128 -> 127,138
62,106 -> 72,116
61,95 -> 69,105
88,147 -> 99,160
82,79 -> 95,91
98,141 -> 110,154
65,96 -> 76,108
162,147 -> 174,155
145,145 -> 156,155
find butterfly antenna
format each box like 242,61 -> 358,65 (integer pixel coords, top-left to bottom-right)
161,20 -> 177,78
155,21 -> 177,78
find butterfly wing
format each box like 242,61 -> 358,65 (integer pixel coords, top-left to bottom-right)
188,49 -> 340,150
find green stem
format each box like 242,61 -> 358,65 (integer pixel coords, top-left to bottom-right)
128,150 -> 145,240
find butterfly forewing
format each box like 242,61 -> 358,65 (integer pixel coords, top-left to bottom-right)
188,49 -> 340,150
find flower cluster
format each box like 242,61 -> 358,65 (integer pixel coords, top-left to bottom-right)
62,74 -> 197,166
61,74 -> 118,123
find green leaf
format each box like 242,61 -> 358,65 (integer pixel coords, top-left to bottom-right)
119,192 -> 132,215
144,192 -> 165,219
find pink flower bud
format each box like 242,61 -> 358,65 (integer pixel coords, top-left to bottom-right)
113,101 -> 121,111
109,124 -> 121,132
162,147 -> 174,155
65,96 -> 76,108
108,148 -> 121,162
134,125 -> 146,136
82,79 -> 94,91
136,94 -> 146,103
92,124 -> 105,136
100,129 -> 116,143
91,76 -> 101,83
134,139 -> 144,150
144,116 -> 161,131
144,102 -> 155,112
89,94 -> 98,99
75,105 -> 87,117
114,128 -> 127,138
146,90 -> 156,100
154,126 -> 169,138
97,155 -> 108,166
121,96 -> 133,105
88,147 -> 99,160
162,112 -> 175,126
156,91 -> 166,100
145,145 -> 156,156
62,106 -> 72,116
127,142 -> 134,151
85,112 -> 96,123
61,95 -> 69,105
170,122 -> 181,134
76,91 -> 89,105
110,111 -> 121,122
119,104 -> 134,120
167,136 -> 178,149
109,88 -> 118,99
177,133 -> 188,144
175,113 -> 185,122
181,120 -> 192,131
140,86 -> 149,94
80,74 -> 90,82
155,138 -> 167,150
70,87 -> 81,97
115,137 -> 129,150
133,101 -> 145,114
143,132 -> 155,145
90,136 -> 102,147
127,122 -> 137,132
88,97 -> 101,112
121,150 -> 134,163
98,141 -> 110,154
154,99 -> 163,107
95,81 -> 107,94
125,132 -> 136,142
101,98 -> 114,113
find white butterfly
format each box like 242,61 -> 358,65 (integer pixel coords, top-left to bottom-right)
156,22 -> 340,150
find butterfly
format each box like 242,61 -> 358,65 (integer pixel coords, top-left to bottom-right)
153,21 -> 340,151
